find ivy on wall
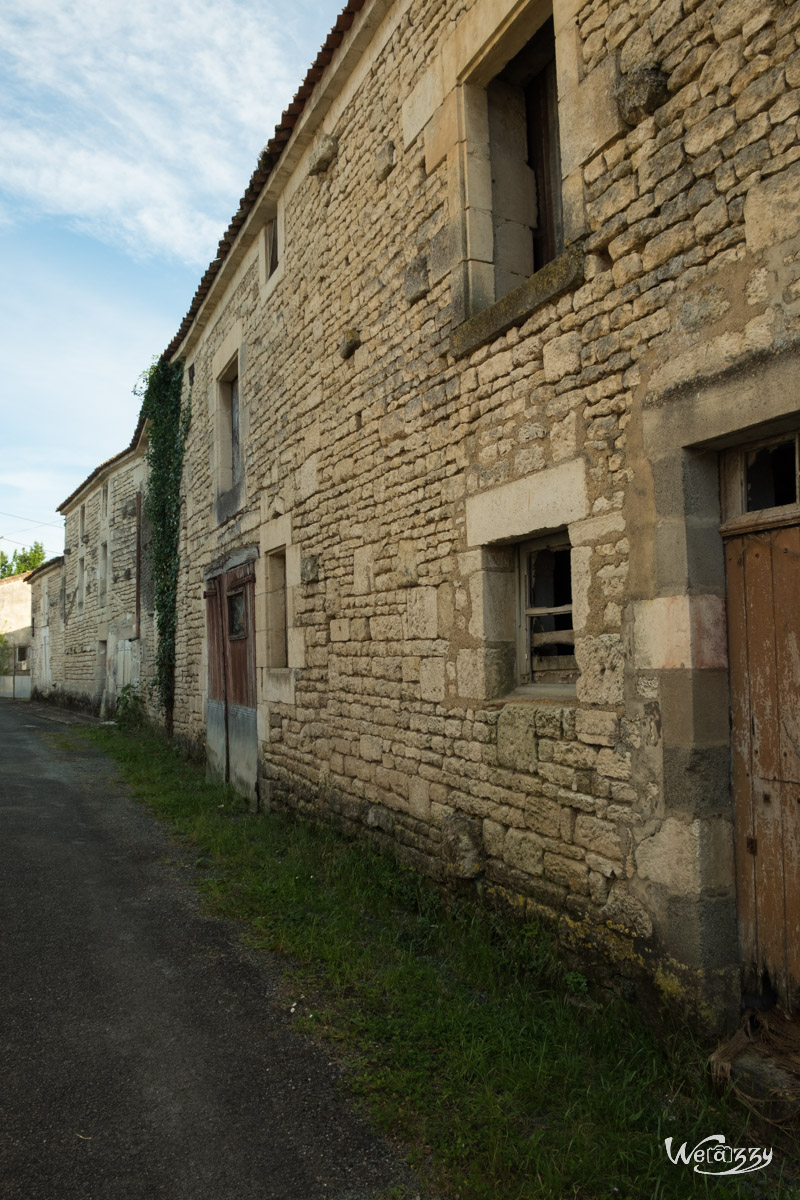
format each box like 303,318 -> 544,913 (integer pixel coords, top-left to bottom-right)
139,357 -> 190,733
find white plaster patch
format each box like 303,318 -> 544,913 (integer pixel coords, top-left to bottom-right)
633,595 -> 728,670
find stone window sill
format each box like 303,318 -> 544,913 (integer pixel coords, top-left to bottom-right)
450,245 -> 584,360
487,682 -> 578,707
215,482 -> 244,528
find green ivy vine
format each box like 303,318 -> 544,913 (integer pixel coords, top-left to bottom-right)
138,357 -> 190,732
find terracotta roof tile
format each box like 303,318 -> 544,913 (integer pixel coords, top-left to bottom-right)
57,414 -> 147,513
25,556 -> 64,586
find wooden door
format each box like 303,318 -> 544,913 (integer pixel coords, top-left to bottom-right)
204,563 -> 258,801
725,524 -> 800,1011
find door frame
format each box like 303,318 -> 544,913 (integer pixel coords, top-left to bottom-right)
721,432 -> 800,1010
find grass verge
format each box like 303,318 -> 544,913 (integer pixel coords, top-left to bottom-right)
84,723 -> 797,1200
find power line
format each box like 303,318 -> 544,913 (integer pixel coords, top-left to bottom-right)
0,509 -> 63,529
5,526 -> 58,538
0,535 -> 60,550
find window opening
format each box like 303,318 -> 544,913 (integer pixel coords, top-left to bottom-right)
79,504 -> 86,542
101,483 -> 109,520
266,218 -> 279,279
227,589 -> 247,640
746,439 -> 798,511
519,537 -> 576,684
266,548 -> 288,668
488,16 -> 562,298
230,376 -> 241,486
98,541 -> 108,608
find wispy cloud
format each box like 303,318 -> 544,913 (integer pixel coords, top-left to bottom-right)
0,0 -> 330,266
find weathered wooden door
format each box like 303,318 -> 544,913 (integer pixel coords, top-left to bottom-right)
204,562 -> 258,802
725,524 -> 800,1011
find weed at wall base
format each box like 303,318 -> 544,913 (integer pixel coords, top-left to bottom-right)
84,723 -> 798,1200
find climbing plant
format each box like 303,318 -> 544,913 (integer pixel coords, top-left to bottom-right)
137,356 -> 190,733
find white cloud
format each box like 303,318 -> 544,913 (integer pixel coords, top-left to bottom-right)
0,0 -> 327,265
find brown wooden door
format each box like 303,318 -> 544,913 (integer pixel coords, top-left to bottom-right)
725,524 -> 800,1011
205,563 -> 258,800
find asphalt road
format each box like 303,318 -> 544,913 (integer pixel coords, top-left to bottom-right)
0,700 -> 417,1200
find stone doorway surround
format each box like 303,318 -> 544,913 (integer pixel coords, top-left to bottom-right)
631,346 -> 800,1017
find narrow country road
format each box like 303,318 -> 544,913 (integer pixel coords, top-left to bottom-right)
0,700 -> 416,1200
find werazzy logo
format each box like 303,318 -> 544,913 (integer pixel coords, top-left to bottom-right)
665,1135 -> 773,1176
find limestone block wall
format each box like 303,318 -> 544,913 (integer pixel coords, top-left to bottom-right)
28,560 -> 65,694
0,574 -> 33,672
55,450 -> 154,712
170,0 -> 800,1023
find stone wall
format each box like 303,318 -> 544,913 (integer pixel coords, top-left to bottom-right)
169,0 -> 800,1026
0,572 -> 33,682
28,560 -> 64,695
34,443 -> 155,714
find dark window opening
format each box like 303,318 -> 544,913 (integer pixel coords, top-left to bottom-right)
227,589 -> 246,639
230,376 -> 241,486
746,440 -> 798,511
489,16 -> 563,298
267,218 -> 279,279
520,539 -> 576,684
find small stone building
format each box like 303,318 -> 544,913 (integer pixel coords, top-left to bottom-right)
28,418 -> 155,714
0,572 -> 33,698
26,556 -> 65,698
164,0 -> 800,1025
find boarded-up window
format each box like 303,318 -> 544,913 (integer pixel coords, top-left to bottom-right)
518,535 -> 577,684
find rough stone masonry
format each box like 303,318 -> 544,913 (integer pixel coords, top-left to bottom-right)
163,0 -> 800,1028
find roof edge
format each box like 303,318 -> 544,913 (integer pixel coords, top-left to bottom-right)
164,0 -> 371,362
58,414 -> 148,514
25,557 -> 64,585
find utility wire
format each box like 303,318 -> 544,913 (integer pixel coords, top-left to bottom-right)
0,509 -> 63,529
0,534 -> 60,550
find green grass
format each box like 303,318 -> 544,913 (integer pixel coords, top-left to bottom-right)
81,723 -> 798,1200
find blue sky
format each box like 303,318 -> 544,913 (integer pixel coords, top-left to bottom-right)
0,0 -> 335,561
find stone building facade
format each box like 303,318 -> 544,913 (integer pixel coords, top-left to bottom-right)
166,0 -> 800,1025
0,572 -> 33,698
28,419 -> 155,714
26,557 -> 65,698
